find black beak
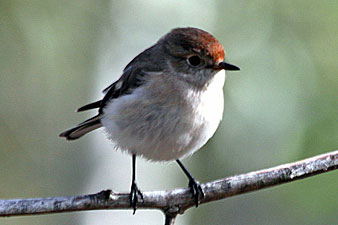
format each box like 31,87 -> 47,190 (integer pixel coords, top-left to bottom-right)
216,61 -> 240,71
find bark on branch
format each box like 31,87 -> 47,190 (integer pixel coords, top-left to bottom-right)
0,150 -> 337,224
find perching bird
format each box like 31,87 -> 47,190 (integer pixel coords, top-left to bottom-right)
60,27 -> 240,213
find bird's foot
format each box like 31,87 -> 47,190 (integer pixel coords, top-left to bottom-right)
129,182 -> 143,214
188,178 -> 204,207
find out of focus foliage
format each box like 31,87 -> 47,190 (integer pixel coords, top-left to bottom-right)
0,1 -> 337,225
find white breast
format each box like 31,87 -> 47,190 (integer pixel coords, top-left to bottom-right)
181,70 -> 225,157
101,70 -> 226,161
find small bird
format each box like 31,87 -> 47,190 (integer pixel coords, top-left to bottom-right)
60,27 -> 239,213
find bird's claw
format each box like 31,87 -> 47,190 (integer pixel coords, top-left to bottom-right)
188,178 -> 204,207
129,182 -> 143,214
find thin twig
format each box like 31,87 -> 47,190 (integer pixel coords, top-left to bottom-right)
0,150 -> 337,225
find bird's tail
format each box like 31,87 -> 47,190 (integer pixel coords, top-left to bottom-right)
59,115 -> 102,140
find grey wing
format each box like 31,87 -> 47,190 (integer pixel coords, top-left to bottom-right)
77,44 -> 161,113
76,66 -> 144,112
98,66 -> 149,113
60,67 -> 146,140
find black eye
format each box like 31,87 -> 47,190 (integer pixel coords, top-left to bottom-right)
187,55 -> 201,67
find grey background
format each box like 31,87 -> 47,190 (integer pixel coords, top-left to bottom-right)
0,1 -> 337,224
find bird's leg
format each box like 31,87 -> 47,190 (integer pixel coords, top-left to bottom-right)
176,159 -> 204,207
129,154 -> 143,214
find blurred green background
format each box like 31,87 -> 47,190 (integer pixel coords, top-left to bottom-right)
0,1 -> 337,225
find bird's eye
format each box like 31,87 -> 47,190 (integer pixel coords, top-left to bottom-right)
187,55 -> 201,67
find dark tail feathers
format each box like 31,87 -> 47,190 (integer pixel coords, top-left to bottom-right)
59,115 -> 102,140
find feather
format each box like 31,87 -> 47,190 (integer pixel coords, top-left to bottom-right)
59,115 -> 102,140
77,100 -> 102,112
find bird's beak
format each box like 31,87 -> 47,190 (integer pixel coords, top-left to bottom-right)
215,61 -> 240,71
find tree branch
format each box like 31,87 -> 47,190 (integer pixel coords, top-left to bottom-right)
1,150 -> 337,224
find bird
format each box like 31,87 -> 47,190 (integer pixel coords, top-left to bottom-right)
60,27 -> 240,213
